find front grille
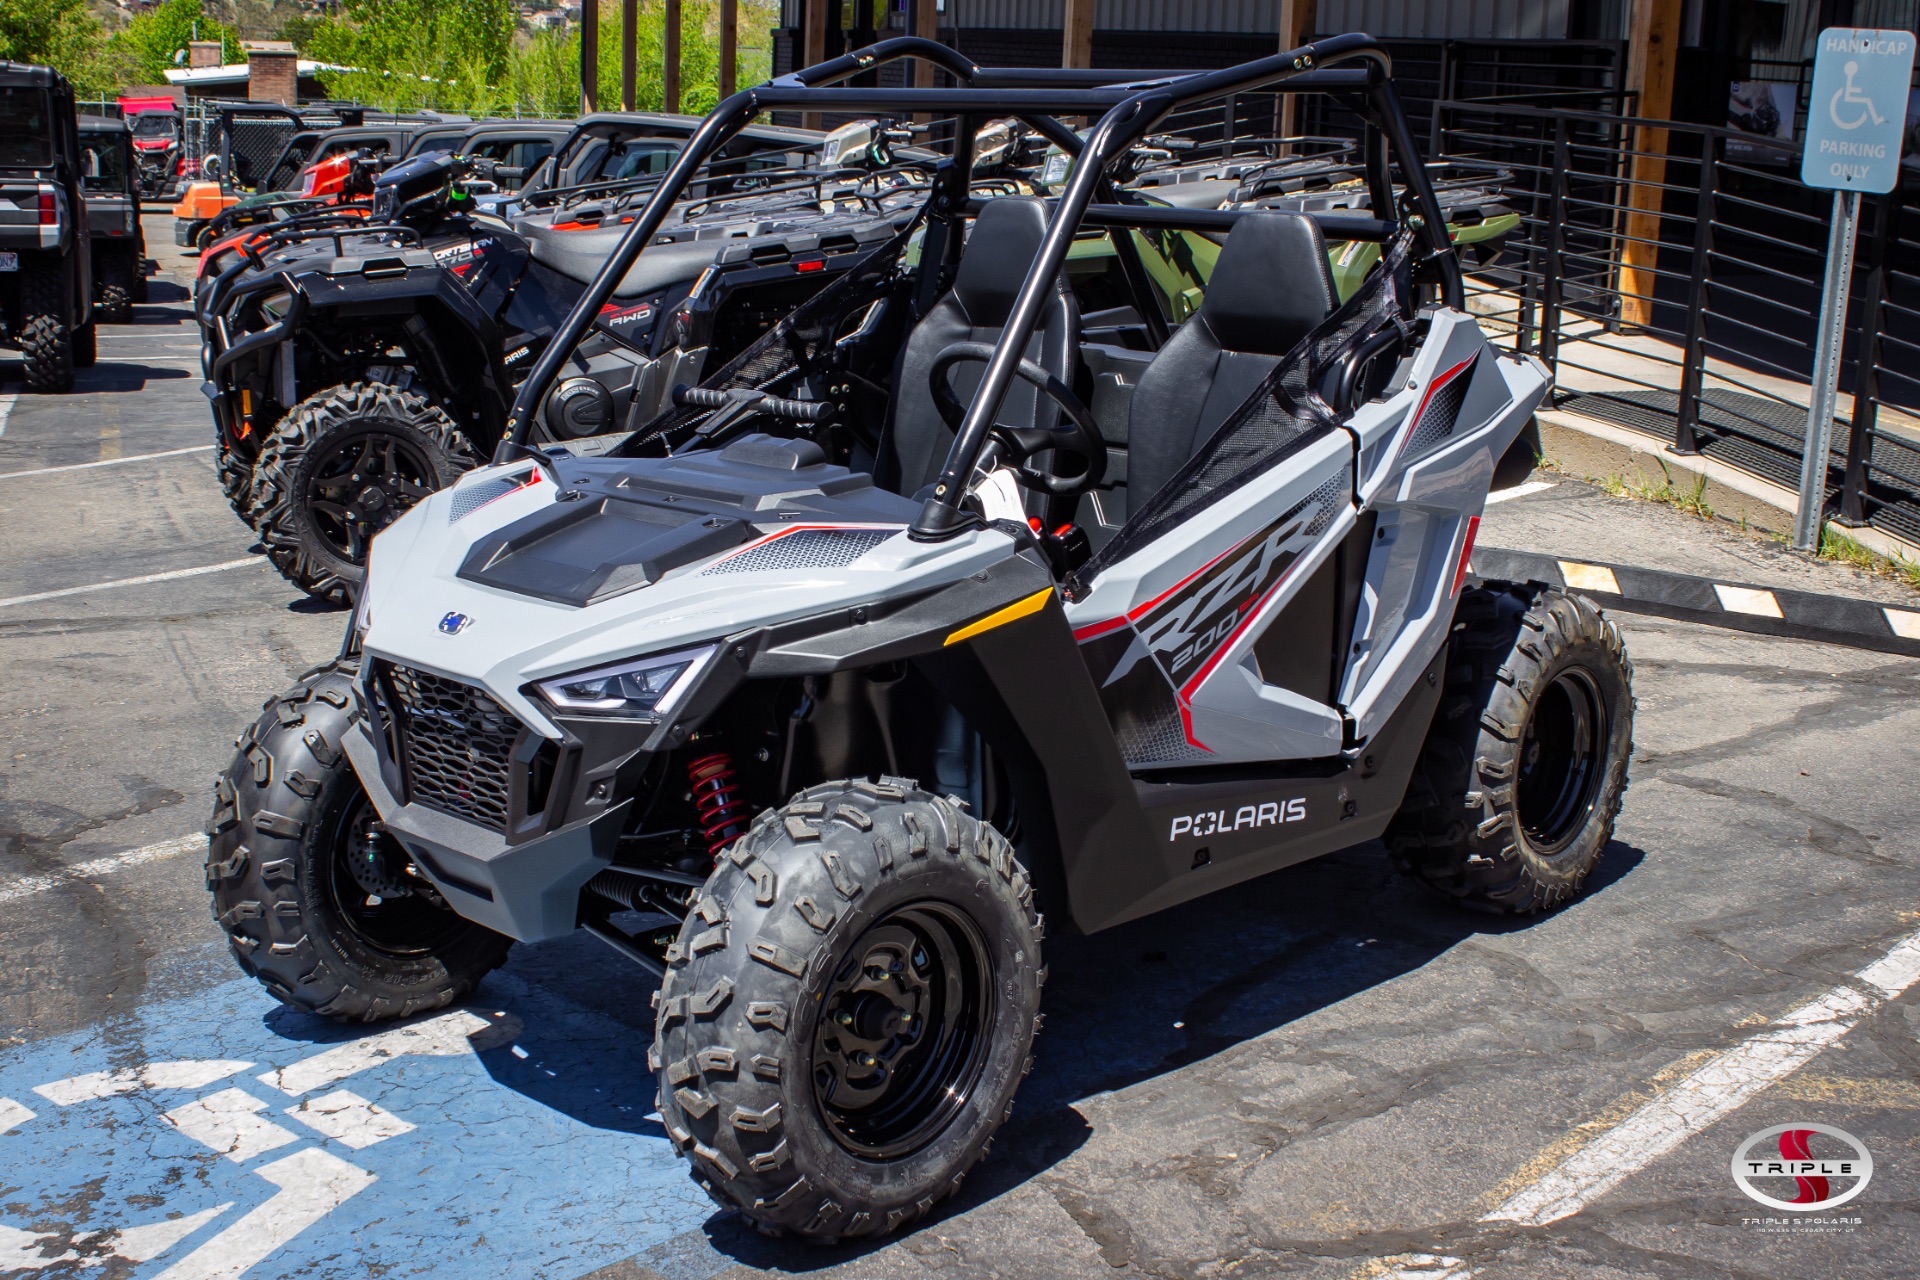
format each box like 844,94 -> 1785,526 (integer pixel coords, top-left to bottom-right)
382,663 -> 521,831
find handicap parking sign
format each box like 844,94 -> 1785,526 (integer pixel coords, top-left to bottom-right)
1802,28 -> 1916,192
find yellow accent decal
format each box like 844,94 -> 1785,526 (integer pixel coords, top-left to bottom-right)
943,588 -> 1054,647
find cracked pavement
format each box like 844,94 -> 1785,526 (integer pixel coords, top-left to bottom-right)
0,224 -> 1914,1278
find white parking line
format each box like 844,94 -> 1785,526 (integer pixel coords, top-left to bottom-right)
0,1097 -> 33,1134
0,558 -> 259,609
0,444 -> 214,480
151,1148 -> 376,1280
163,1088 -> 300,1163
35,1060 -> 252,1107
1483,480 -> 1556,505
0,833 -> 204,904
1483,926 -> 1920,1226
260,1010 -> 492,1096
0,394 -> 15,439
285,1090 -> 416,1149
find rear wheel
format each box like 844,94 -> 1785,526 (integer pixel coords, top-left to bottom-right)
248,382 -> 476,605
1387,583 -> 1634,913
96,252 -> 135,323
207,660 -> 512,1020
18,257 -> 73,394
655,780 -> 1044,1241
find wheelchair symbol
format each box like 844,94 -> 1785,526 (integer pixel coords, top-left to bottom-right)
1829,60 -> 1888,130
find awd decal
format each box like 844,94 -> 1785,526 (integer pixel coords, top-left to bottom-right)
1170,798 -> 1306,841
598,300 -> 655,329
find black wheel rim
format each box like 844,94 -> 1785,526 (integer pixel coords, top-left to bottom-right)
322,791 -> 466,954
304,425 -> 438,565
1515,665 -> 1609,855
811,901 -> 995,1160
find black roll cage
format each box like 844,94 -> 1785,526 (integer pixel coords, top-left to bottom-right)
499,33 -> 1462,541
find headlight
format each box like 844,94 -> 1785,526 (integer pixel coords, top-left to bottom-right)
533,644 -> 715,720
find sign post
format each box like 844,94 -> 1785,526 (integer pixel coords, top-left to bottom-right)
1792,28 -> 1915,551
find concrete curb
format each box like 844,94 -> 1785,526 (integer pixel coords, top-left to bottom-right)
1471,545 -> 1920,658
1534,407 -> 1920,566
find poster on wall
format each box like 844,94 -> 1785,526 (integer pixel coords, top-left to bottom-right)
1726,80 -> 1798,162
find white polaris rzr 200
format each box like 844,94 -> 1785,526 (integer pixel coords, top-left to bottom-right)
208,35 -> 1632,1241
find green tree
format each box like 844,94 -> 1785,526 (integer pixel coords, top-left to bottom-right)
0,0 -> 107,91
110,0 -> 242,85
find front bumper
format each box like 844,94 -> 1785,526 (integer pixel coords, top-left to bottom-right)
343,718 -> 629,942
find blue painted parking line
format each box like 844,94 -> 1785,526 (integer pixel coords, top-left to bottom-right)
0,971 -> 716,1278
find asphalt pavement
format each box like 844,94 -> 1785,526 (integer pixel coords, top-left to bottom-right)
0,217 -> 1914,1280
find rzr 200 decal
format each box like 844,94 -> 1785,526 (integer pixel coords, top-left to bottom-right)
1076,469 -> 1349,760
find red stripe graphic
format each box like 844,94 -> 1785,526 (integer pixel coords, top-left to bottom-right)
1778,1129 -> 1830,1205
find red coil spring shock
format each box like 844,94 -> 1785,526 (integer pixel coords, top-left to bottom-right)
687,751 -> 750,858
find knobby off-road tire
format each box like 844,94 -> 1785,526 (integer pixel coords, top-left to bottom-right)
249,382 -> 476,605
207,660 -> 512,1021
1387,583 -> 1634,913
96,253 -> 135,323
654,779 -> 1045,1242
18,258 -> 73,393
217,445 -> 255,526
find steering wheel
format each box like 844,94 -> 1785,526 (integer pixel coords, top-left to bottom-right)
928,342 -> 1106,497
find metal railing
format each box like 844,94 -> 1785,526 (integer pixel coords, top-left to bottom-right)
1434,97 -> 1920,546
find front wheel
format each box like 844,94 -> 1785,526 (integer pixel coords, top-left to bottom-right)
207,660 -> 512,1020
248,382 -> 476,604
654,780 -> 1045,1241
1387,583 -> 1634,913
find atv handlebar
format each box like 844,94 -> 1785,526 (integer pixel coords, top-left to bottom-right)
673,384 -> 836,424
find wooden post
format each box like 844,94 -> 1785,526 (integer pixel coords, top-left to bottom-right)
1278,0 -> 1316,141
1063,0 -> 1093,69
801,0 -> 829,129
620,0 -> 636,111
913,0 -> 936,87
664,0 -> 682,113
1615,0 -> 1685,328
581,0 -> 599,114
719,0 -> 738,99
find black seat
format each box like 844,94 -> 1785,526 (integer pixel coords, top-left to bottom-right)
522,217 -> 723,298
879,198 -> 1080,495
1125,212 -> 1338,506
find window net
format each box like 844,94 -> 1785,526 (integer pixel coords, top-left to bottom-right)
1070,237 -> 1413,592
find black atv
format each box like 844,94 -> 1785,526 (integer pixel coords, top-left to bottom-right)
198,151 -> 913,603
78,114 -> 146,323
0,61 -> 94,392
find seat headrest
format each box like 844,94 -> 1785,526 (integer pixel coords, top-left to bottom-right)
1199,212 -> 1340,357
952,197 -> 1050,327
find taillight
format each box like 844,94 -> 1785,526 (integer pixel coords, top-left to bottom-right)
36,192 -> 55,225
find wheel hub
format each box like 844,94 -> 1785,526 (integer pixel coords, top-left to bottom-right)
1516,666 -> 1608,855
811,905 -> 993,1159
305,426 -> 437,562
344,819 -> 412,899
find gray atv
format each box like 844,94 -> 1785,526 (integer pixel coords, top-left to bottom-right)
207,36 -> 1633,1243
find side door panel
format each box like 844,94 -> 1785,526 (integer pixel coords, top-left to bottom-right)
1065,429 -> 1356,767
